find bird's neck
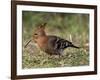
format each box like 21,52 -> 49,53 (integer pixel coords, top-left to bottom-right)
36,35 -> 48,48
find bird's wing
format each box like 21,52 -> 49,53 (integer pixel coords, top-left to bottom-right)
47,36 -> 71,50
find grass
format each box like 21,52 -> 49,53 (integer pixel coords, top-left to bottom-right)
22,42 -> 89,69
22,11 -> 89,69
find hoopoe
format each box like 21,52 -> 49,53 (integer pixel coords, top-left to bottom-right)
25,23 -> 80,56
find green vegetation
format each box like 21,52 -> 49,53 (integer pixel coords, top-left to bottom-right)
22,11 -> 89,69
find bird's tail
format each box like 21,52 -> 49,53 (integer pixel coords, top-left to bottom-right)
70,44 -> 80,49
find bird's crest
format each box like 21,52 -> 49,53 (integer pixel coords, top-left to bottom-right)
38,23 -> 47,30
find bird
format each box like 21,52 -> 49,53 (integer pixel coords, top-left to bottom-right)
25,23 -> 80,56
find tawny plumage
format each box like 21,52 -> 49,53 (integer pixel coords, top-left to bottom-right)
31,23 -> 80,56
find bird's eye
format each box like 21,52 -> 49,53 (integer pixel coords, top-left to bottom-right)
34,33 -> 37,35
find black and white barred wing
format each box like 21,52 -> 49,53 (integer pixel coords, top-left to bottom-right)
48,36 -> 79,50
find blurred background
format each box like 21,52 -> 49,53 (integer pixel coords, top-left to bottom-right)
22,11 -> 89,69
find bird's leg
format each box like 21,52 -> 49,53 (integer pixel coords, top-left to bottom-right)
46,54 -> 52,59
58,54 -> 63,58
58,54 -> 61,58
53,54 -> 62,59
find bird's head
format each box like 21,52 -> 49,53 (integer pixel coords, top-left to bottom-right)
33,23 -> 47,42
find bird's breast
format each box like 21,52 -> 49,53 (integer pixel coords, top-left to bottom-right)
36,36 -> 48,49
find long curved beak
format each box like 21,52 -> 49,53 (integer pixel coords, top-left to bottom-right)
24,39 -> 32,48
